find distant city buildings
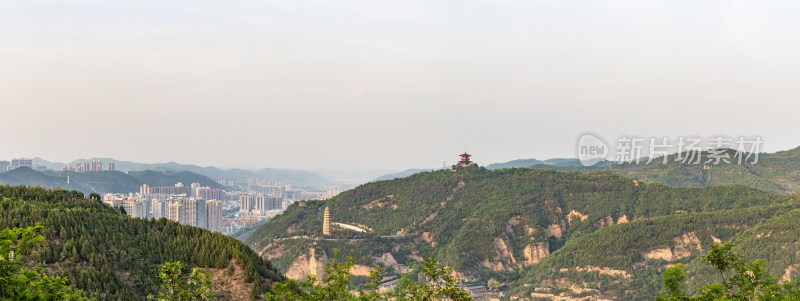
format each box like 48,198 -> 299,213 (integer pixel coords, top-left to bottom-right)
195,187 -> 227,201
0,158 -> 55,173
11,158 -> 33,170
286,190 -> 325,202
325,186 -> 344,199
1,161 -> 334,236
104,189 -> 223,233
218,178 -> 235,187
237,177 -> 287,216
60,160 -> 108,172
103,198 -> 149,219
140,183 -> 192,195
254,194 -> 283,214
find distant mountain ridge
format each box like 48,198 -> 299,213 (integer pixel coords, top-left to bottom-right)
0,167 -> 223,194
523,147 -> 800,194
478,146 -> 800,194
30,157 -> 332,190
373,168 -> 442,181
484,157 -> 585,170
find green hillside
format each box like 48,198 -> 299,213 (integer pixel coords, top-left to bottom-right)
246,165 -> 800,300
0,185 -> 283,300
524,147 -> 800,194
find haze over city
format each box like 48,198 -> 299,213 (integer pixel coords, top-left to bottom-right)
2,0 -> 799,170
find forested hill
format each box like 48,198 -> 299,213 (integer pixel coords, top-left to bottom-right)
519,146 -> 800,194
0,185 -> 284,300
0,167 -> 223,195
247,165 -> 800,300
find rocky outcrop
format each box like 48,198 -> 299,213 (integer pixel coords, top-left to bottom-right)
283,247 -> 372,280
350,264 -> 373,276
362,195 -> 394,210
644,247 -> 674,260
782,264 -> 798,283
418,232 -> 437,247
559,266 -> 632,278
596,216 -> 615,227
493,237 -> 517,268
673,232 -> 702,258
374,253 -> 399,266
567,210 -> 588,225
522,242 -> 550,266
284,247 -> 328,280
545,224 -> 562,238
644,232 -> 703,261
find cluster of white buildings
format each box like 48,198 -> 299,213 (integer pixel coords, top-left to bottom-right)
103,179 -> 343,236
60,160 -> 114,172
103,183 -> 227,233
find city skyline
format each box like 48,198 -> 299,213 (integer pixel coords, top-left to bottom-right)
2,0 -> 799,170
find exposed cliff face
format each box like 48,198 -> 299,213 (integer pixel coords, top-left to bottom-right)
567,210 -> 588,225
643,232 -> 703,261
545,224 -> 562,238
284,247 -> 327,280
278,247 -> 375,280
522,242 -> 550,266
487,238 -> 518,271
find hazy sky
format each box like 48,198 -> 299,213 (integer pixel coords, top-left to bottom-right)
2,0 -> 799,170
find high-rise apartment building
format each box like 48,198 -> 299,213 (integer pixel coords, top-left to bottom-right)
0,161 -> 9,172
196,187 -> 227,201
240,194 -> 254,213
152,200 -> 166,219
133,200 -> 148,218
205,200 -> 223,233
139,183 -> 191,195
167,203 -> 184,223
191,183 -> 201,197
248,184 -> 284,197
254,195 -> 282,214
183,197 -> 206,229
10,158 -> 32,170
90,160 -> 103,172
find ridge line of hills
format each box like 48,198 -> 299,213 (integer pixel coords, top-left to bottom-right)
246,162 -> 800,300
0,167 -> 223,195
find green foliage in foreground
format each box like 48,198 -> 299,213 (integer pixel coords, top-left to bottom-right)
148,261 -> 214,301
262,254 -> 471,301
657,242 -> 800,300
0,225 -> 89,300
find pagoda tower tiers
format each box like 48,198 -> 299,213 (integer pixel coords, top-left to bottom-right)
322,206 -> 331,236
458,152 -> 472,167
